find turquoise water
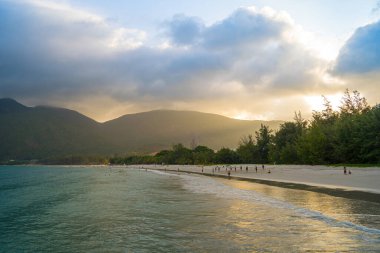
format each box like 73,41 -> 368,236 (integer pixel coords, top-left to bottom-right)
0,166 -> 379,252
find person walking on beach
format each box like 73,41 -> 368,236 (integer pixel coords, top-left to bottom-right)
255,166 -> 258,173
246,166 -> 248,172
344,166 -> 347,175
228,171 -> 231,179
262,164 -> 265,170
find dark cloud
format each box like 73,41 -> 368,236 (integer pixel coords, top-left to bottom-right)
333,20 -> 380,74
0,1 -> 333,120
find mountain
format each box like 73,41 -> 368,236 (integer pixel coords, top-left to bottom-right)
0,98 -> 283,161
0,99 -> 109,160
0,98 -> 29,113
104,110 -> 282,152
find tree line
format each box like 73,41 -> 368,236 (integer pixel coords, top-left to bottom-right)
110,90 -> 380,166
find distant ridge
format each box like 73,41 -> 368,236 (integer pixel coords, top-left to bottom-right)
0,98 -> 283,161
0,98 -> 29,113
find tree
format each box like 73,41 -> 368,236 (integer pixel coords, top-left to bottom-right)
215,148 -> 239,164
357,106 -> 380,162
155,150 -> 173,164
193,145 -> 215,164
270,122 -> 301,164
269,111 -> 307,164
312,96 -> 337,123
255,124 -> 272,163
295,90 -> 374,164
335,105 -> 380,163
296,124 -> 329,164
340,89 -> 370,115
332,90 -> 371,163
171,144 -> 193,164
236,135 -> 258,163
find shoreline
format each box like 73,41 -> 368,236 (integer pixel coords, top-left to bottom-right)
135,164 -> 380,204
2,164 -> 379,203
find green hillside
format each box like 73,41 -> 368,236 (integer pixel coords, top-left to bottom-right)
0,99 -> 109,160
0,99 -> 282,161
104,110 -> 282,152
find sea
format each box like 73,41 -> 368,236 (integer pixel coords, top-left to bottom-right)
0,166 -> 379,252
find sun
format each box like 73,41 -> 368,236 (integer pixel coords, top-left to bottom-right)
304,93 -> 342,112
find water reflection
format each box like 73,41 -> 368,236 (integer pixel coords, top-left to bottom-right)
220,180 -> 380,252
218,196 -> 362,252
223,179 -> 380,230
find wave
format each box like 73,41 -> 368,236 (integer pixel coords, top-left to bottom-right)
175,172 -> 380,236
146,169 -> 178,176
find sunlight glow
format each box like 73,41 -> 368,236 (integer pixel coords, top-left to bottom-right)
232,111 -> 255,120
286,24 -> 343,61
230,111 -> 273,121
304,93 -> 342,112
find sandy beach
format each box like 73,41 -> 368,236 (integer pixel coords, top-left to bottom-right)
134,164 -> 380,195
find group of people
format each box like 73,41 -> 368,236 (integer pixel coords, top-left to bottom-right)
209,164 -> 271,177
343,166 -> 352,175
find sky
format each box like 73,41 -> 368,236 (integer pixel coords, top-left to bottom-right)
0,0 -> 379,122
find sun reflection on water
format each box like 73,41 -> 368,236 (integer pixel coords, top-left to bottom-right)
220,179 -> 380,251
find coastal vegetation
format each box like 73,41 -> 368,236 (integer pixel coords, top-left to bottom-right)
110,90 -> 380,166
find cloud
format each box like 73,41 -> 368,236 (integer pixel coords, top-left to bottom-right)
0,1 -> 344,121
333,20 -> 380,74
372,1 -> 380,14
0,0 -> 145,97
162,7 -> 325,93
165,14 -> 204,46
202,7 -> 288,50
329,19 -> 380,108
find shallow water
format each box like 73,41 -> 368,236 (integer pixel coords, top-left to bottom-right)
0,166 -> 379,252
